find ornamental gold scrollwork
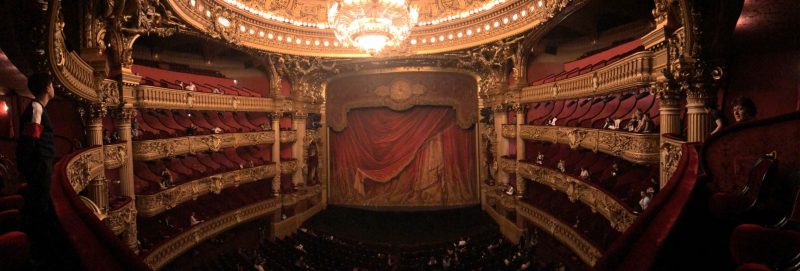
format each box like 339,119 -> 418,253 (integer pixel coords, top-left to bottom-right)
199,135 -> 223,152
567,129 -> 588,149
104,144 -> 127,169
660,141 -> 683,182
103,201 -> 137,235
208,176 -> 224,194
67,148 -> 103,192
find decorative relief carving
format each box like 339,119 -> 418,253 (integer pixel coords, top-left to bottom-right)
279,130 -> 297,143
501,125 -> 516,138
281,160 -> 298,175
133,131 -> 276,161
66,147 -> 104,192
135,85 -> 275,112
136,164 -> 278,217
374,79 -> 427,102
103,143 -> 128,169
516,125 -> 660,164
660,139 -> 683,183
103,200 -> 137,235
514,162 -> 636,232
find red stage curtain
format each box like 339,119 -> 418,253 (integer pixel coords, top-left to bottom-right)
331,106 -> 476,207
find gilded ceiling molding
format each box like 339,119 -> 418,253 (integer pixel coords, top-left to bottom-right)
132,131 -> 277,161
46,0 -> 101,103
516,201 -> 602,266
513,125 -> 660,164
507,157 -> 637,232
162,0 -> 576,57
520,51 -> 655,103
136,164 -> 278,217
143,196 -> 285,270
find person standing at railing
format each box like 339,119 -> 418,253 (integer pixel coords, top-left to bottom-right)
16,73 -> 58,267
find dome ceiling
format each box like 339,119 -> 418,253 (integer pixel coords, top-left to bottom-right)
165,0 -> 575,57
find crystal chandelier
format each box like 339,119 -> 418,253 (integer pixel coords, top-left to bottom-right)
328,0 -> 418,55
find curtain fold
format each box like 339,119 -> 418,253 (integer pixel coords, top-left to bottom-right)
331,106 -> 476,207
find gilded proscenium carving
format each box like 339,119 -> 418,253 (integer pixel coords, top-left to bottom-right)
660,136 -> 685,188
142,197 -> 284,270
103,200 -> 137,236
132,131 -> 277,161
520,51 -> 654,103
136,164 -> 278,217
513,125 -> 660,164
516,201 -> 602,266
502,124 -> 517,138
135,85 -> 275,112
512,159 -> 636,232
66,147 -> 105,193
103,143 -> 128,169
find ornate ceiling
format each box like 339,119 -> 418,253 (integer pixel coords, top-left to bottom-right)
165,0 -> 575,57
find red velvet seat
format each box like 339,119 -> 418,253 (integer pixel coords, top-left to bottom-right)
156,111 -> 188,136
709,155 -> 777,221
731,224 -> 800,271
230,112 -> 259,131
205,112 -> 237,133
196,153 -> 225,174
210,152 -> 238,170
0,231 -> 30,270
0,209 -> 22,233
221,112 -> 254,132
189,111 -> 217,132
246,112 -> 270,127
222,147 -> 247,166
577,99 -> 608,127
0,195 -> 23,211
181,156 -> 210,176
141,110 -> 178,137
590,95 -> 622,129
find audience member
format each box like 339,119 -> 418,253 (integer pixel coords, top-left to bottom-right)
707,101 -> 725,135
579,167 -> 590,181
185,82 -> 197,91
625,109 -> 642,132
536,152 -> 544,165
160,168 -> 173,189
557,160 -> 566,173
212,126 -> 223,134
732,96 -> 757,123
186,123 -> 198,135
610,163 -> 620,177
212,87 -> 223,94
190,211 -> 203,226
635,112 -> 655,133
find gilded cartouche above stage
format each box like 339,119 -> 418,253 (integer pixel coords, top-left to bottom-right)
164,0 -> 574,57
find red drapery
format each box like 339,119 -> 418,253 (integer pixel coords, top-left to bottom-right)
331,106 -> 477,207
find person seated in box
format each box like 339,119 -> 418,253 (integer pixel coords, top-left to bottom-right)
557,160 -> 566,173
625,109 -> 642,132
160,168 -> 173,189
579,167 -> 591,181
732,96 -> 757,123
635,112 -> 655,133
185,82 -> 197,91
536,152 -> 544,165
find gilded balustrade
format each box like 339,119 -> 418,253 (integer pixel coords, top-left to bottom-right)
507,157 -> 636,232
103,143 -> 128,169
135,85 -> 275,112
65,147 -> 105,193
514,125 -> 660,164
516,201 -> 602,267
143,196 -> 283,270
132,131 -> 276,161
136,164 -> 278,217
520,51 -> 654,103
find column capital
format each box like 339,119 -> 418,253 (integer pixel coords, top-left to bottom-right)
652,80 -> 683,108
110,104 -> 136,124
269,112 -> 283,120
511,103 -> 528,113
79,103 -> 107,122
292,112 -> 308,120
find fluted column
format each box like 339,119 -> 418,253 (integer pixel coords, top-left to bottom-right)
686,91 -> 711,143
271,112 -> 281,195
654,81 -> 683,135
113,104 -> 136,199
293,112 -> 307,187
112,104 -> 138,253
87,178 -> 109,213
493,105 -> 510,185
513,104 -> 527,197
82,104 -> 106,146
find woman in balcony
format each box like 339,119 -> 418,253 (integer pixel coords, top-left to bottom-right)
732,96 -> 757,123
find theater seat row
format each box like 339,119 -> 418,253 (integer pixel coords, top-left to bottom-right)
133,145 -> 273,194
524,90 -> 659,131
134,110 -> 272,140
529,45 -> 644,86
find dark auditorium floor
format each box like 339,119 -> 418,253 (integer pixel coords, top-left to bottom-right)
304,205 -> 495,246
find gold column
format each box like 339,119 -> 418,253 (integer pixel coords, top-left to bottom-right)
514,104 -> 526,197
493,105 -> 509,186
87,177 -> 109,213
112,104 -> 138,253
293,112 -> 307,188
82,104 -> 107,146
113,104 -> 136,199
271,112 -> 281,195
654,81 -> 683,135
686,91 -> 711,143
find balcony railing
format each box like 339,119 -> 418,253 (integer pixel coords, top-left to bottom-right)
521,51 -> 654,103
511,125 -> 660,164
136,164 -> 278,217
103,143 -> 128,169
132,131 -> 277,161
506,157 -> 637,232
135,85 -> 275,112
517,201 -> 603,266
